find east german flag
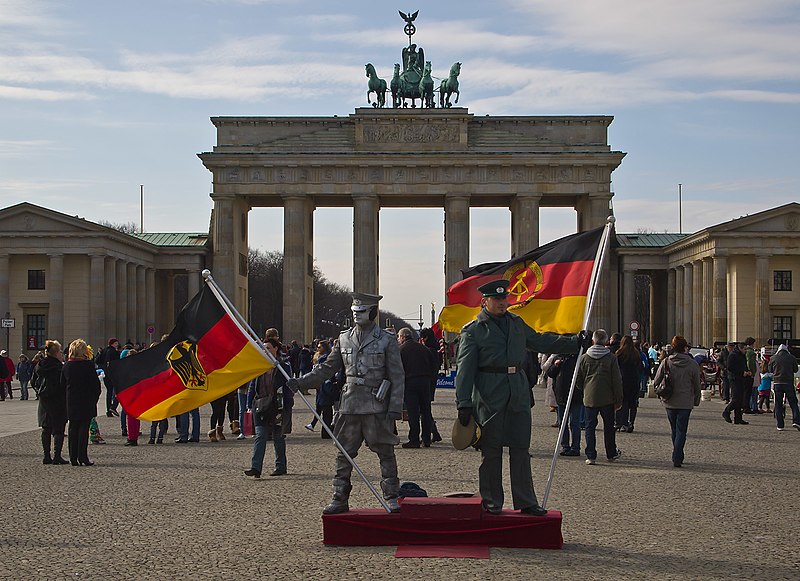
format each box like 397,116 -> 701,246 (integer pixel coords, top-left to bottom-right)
109,284 -> 273,421
438,226 -> 605,334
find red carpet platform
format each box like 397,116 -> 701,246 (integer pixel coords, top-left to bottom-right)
322,497 -> 563,550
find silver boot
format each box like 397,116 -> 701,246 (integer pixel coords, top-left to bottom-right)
323,482 -> 352,515
381,477 -> 401,513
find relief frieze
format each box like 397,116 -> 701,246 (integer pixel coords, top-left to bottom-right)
362,124 -> 459,144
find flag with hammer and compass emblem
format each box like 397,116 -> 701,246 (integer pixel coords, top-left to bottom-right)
109,283 -> 272,421
438,226 -> 605,334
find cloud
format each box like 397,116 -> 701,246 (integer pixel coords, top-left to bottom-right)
0,139 -> 62,158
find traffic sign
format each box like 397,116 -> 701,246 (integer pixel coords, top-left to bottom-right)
146,325 -> 155,335
629,321 -> 640,332
1,318 -> 14,328
631,330 -> 639,338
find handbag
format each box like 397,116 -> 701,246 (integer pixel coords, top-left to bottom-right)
655,359 -> 673,400
253,396 -> 272,416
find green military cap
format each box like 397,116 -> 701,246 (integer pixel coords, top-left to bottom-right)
351,292 -> 383,312
477,279 -> 510,298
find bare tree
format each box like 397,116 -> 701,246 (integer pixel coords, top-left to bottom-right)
98,220 -> 140,234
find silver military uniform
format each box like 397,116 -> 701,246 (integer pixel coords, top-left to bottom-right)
296,322 -> 405,507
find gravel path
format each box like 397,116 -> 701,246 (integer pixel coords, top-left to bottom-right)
0,390 -> 797,579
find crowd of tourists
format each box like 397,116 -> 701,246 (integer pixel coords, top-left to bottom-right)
3,323 -> 797,476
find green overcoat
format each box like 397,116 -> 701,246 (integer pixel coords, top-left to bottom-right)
455,309 -> 580,448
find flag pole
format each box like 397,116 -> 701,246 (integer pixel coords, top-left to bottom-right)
542,216 -> 615,509
201,270 -> 393,513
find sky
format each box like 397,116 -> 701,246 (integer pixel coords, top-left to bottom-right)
1,0 -> 798,325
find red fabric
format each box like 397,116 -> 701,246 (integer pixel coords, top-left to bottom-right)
322,498 -> 563,550
398,496 -> 483,519
243,410 -> 254,436
395,545 -> 490,559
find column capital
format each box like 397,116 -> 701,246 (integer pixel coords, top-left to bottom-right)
445,192 -> 471,202
351,193 -> 379,202
48,252 -> 64,258
515,192 -> 543,202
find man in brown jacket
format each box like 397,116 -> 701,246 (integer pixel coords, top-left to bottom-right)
575,329 -> 623,465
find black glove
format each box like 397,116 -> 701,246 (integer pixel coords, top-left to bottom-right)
286,378 -> 300,393
458,407 -> 473,427
578,329 -> 592,351
386,411 -> 401,421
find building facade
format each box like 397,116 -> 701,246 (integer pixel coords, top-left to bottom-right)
0,203 -> 210,355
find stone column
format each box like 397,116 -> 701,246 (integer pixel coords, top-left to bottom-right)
666,268 -> 676,340
622,266 -> 636,330
116,260 -> 127,342
284,195 -> 315,343
0,254 -> 8,320
211,195 -> 236,301
187,268 -> 201,301
650,271 -> 666,343
692,259 -> 703,346
127,262 -> 137,343
136,266 -> 146,344
510,193 -> 541,257
683,263 -> 693,342
104,258 -> 117,340
712,255 -> 728,343
675,266 -> 684,335
90,254 -> 106,349
166,271 -> 176,330
586,195 -> 613,331
702,257 -> 713,347
444,194 -> 470,293
146,268 -> 156,338
352,194 -> 379,295
754,254 -> 771,345
48,254 -> 64,343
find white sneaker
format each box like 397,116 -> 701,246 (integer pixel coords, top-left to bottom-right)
585,458 -> 596,465
236,433 -> 246,440
304,423 -> 315,432
793,423 -> 800,431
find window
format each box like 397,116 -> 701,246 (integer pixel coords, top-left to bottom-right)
27,314 -> 46,350
773,316 -> 792,341
774,270 -> 792,291
27,269 -> 45,290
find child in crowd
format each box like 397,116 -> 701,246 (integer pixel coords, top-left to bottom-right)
757,360 -> 772,414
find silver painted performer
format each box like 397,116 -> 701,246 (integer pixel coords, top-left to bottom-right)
288,292 -> 405,514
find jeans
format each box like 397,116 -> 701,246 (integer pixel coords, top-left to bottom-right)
557,403 -> 583,452
19,380 -> 30,400
773,383 -> 800,429
120,408 -> 127,435
238,391 -> 248,433
666,408 -> 691,464
105,378 -> 117,412
584,404 -> 617,460
149,419 -> 168,441
177,408 -> 201,441
251,415 -> 286,475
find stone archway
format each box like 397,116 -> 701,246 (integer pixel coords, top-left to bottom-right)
199,108 -> 625,341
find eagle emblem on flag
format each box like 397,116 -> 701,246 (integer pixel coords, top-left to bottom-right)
167,340 -> 207,390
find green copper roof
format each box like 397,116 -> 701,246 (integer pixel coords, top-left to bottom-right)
616,233 -> 689,248
131,232 -> 209,247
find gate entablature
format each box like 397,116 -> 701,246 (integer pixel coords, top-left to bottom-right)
199,107 -> 625,341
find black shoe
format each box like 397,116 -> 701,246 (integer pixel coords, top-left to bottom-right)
244,469 -> 261,478
564,449 -> 580,457
722,412 -> 732,423
42,456 -> 52,465
124,440 -> 138,446
106,411 -> 113,417
423,441 -> 431,447
401,441 -> 420,448
175,439 -> 188,444
734,419 -> 749,425
521,505 -> 547,517
52,457 -> 69,465
432,434 -> 443,443
627,425 -> 635,433
559,449 -> 571,456
79,459 -> 94,466
71,460 -> 79,466
148,439 -> 155,445
110,408 -> 119,417
482,501 -> 502,515
270,469 -> 287,476
156,438 -> 163,444
673,461 -> 682,468
188,438 -> 199,443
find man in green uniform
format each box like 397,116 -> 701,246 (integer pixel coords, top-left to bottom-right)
455,279 -> 589,516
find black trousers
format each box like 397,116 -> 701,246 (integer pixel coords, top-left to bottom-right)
404,377 -> 432,445
68,419 -> 91,463
724,380 -> 744,421
226,391 -> 239,423
210,396 -> 227,429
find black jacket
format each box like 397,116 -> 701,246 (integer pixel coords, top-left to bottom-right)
36,356 -> 66,428
726,348 -> 747,388
400,339 -> 438,381
548,354 -> 580,408
62,359 -> 102,421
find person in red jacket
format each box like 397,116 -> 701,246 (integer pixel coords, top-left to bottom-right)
0,349 -> 15,400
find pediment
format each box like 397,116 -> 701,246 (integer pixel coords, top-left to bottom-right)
709,203 -> 800,234
0,203 -> 108,235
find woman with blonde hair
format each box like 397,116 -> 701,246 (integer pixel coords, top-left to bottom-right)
62,339 -> 101,466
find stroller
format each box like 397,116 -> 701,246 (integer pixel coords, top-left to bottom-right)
700,360 -> 722,398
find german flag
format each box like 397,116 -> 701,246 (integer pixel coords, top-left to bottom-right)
109,284 -> 272,421
438,226 -> 605,334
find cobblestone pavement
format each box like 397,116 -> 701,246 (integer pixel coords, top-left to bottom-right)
0,388 -> 798,580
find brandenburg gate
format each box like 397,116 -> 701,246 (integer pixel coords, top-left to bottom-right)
199,108 -> 625,341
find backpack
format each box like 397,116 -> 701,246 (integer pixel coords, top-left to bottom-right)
655,359 -> 673,400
